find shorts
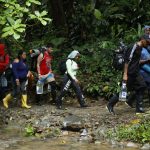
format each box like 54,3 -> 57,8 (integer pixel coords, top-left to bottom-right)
39,73 -> 55,83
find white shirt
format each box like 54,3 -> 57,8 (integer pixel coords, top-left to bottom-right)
66,59 -> 78,80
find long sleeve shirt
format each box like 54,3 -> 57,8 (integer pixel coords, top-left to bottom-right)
12,59 -> 28,80
66,59 -> 79,80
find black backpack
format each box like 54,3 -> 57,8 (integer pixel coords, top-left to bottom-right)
112,43 -> 134,70
58,59 -> 67,75
112,51 -> 125,70
58,59 -> 73,75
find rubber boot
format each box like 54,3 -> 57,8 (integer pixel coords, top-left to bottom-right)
106,93 -> 119,115
125,91 -> 136,108
135,90 -> 145,114
147,89 -> 150,106
35,94 -> 42,105
3,93 -> 12,109
56,96 -> 63,109
78,95 -> 88,108
21,94 -> 31,109
50,81 -> 57,104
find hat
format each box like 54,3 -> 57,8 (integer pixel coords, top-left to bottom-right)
67,50 -> 80,59
144,25 -> 150,30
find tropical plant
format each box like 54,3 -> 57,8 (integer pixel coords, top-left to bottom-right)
0,0 -> 51,40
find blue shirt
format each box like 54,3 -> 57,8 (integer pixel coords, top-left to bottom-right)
12,59 -> 28,80
140,48 -> 150,83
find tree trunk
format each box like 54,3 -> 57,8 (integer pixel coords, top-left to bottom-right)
49,0 -> 66,27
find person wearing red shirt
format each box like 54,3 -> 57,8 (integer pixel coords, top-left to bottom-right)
36,43 -> 56,104
0,44 -> 10,74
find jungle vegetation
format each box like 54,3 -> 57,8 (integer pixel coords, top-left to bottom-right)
0,0 -> 150,99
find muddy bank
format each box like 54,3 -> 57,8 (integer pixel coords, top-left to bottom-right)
0,98 -> 150,149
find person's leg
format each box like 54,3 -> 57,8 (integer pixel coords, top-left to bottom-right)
125,91 -> 136,108
106,93 -> 119,115
71,79 -> 87,107
20,80 -> 31,109
134,75 -> 146,114
135,89 -> 145,114
56,74 -> 70,109
49,81 -> 57,103
2,80 -> 17,108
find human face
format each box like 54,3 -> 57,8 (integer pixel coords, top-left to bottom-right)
22,52 -> 26,59
47,47 -> 53,54
75,53 -> 80,60
145,28 -> 150,35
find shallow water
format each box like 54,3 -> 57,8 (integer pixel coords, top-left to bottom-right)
1,125 -> 138,150
8,139 -> 138,150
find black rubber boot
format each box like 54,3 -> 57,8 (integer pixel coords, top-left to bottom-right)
35,94 -> 42,105
135,90 -> 145,114
147,89 -> 150,106
125,91 -> 136,108
56,93 -> 64,109
106,93 -> 119,115
49,81 -> 57,104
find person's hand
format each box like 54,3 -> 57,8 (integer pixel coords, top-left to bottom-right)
74,79 -> 79,84
38,74 -> 42,79
16,79 -> 20,85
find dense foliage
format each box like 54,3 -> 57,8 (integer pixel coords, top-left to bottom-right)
107,114 -> 150,144
1,0 -> 150,99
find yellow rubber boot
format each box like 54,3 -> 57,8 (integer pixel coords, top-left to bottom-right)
21,94 -> 31,109
3,93 -> 12,109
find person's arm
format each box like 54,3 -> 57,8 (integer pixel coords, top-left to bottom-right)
12,59 -> 20,85
37,53 -> 43,76
123,63 -> 128,81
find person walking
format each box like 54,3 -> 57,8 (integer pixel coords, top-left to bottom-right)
3,50 -> 31,109
56,50 -> 88,109
36,43 -> 56,104
106,39 -> 150,115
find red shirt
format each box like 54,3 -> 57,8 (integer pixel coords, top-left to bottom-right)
39,51 -> 53,75
0,54 -> 10,73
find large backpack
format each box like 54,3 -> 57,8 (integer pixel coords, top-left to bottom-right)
58,59 -> 68,75
58,59 -> 73,75
112,42 -> 133,70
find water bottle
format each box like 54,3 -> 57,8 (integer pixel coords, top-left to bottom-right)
47,84 -> 51,92
1,73 -> 7,87
36,80 -> 43,94
119,82 -> 127,101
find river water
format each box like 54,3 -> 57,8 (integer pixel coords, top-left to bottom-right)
0,125 -> 138,150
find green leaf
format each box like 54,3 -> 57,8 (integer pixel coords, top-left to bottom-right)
29,0 -> 41,5
6,17 -> 15,25
16,28 -> 25,33
34,11 -> 40,17
41,19 -> 47,26
40,11 -> 48,17
29,14 -> 36,19
13,32 -> 20,39
2,31 -> 10,38
2,26 -> 12,32
94,9 -> 102,20
26,2 -> 31,6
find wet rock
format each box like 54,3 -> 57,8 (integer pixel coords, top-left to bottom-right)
62,114 -> 85,131
62,131 -> 69,136
126,142 -> 138,148
141,143 -> 150,150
